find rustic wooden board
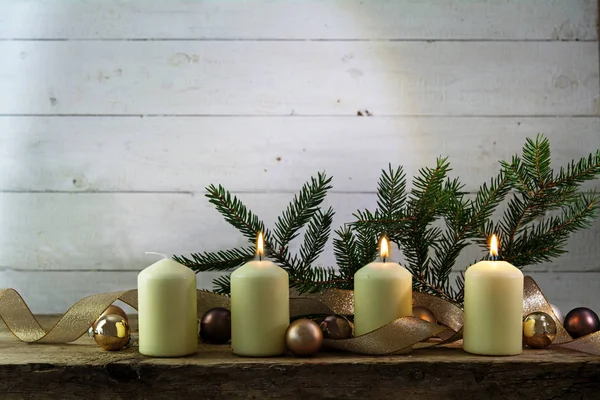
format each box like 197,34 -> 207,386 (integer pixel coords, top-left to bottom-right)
0,316 -> 599,400
1,192 -> 599,272
1,0 -> 597,40
2,116 -> 599,193
1,42 -> 598,116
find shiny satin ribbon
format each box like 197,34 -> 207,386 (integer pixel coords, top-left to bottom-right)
1,277 -> 599,356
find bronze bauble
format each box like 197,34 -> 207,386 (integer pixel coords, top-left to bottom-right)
319,315 -> 353,340
523,312 -> 557,349
200,307 -> 231,344
564,307 -> 600,338
285,319 -> 323,356
91,314 -> 131,351
93,304 -> 128,330
413,306 -> 437,324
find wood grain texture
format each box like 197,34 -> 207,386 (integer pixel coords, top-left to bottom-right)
0,0 -> 597,40
1,116 -> 599,193
1,192 -> 598,274
0,318 -> 599,400
1,0 -> 599,326
1,41 -> 598,116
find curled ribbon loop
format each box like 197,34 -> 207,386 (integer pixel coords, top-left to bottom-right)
324,317 -> 446,355
523,276 -> 600,355
0,288 -> 137,343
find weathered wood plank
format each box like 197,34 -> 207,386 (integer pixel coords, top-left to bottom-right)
0,0 -> 596,40
0,317 -> 598,400
2,270 -> 599,315
1,116 -> 599,193
1,42 -> 598,116
1,192 -> 598,273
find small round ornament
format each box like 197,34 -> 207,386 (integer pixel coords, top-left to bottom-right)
523,312 -> 557,349
319,315 -> 353,340
413,306 -> 437,324
200,307 -> 231,344
550,303 -> 564,324
564,307 -> 600,339
93,304 -> 128,330
285,318 -> 323,356
90,313 -> 131,351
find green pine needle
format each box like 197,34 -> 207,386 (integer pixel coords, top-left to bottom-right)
174,247 -> 255,272
273,172 -> 333,248
176,134 -> 600,306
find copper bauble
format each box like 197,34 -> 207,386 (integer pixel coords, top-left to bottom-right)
523,312 -> 557,349
564,307 -> 600,338
413,306 -> 437,324
93,304 -> 128,330
90,314 -> 131,351
200,307 -> 231,344
320,315 -> 353,340
285,319 -> 323,356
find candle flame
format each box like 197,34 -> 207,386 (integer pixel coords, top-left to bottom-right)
380,236 -> 390,260
490,234 -> 499,258
256,231 -> 264,258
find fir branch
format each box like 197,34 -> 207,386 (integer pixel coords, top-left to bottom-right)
297,207 -> 335,270
554,150 -> 600,188
205,184 -> 266,243
180,134 -> 600,306
213,274 -> 231,295
377,164 -> 407,219
495,135 -> 600,261
504,193 -> 598,266
174,247 -> 255,272
290,266 -> 342,293
333,225 -> 360,280
401,157 -> 452,279
273,172 -> 333,249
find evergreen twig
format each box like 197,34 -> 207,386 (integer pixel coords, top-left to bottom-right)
176,135 -> 600,305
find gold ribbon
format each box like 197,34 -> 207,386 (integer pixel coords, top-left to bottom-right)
523,276 -> 600,355
1,276 -> 599,356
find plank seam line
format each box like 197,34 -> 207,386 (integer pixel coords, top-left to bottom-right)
0,38 -> 597,43
0,190 -> 380,195
2,190 -> 597,195
1,114 -> 599,118
1,268 -> 597,273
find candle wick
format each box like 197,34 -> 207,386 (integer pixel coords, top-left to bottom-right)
382,256 -> 387,263
259,254 -> 262,262
145,252 -> 168,259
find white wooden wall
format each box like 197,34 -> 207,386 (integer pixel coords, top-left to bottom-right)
1,0 -> 599,314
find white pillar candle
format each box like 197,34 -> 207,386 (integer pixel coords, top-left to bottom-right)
231,232 -> 289,356
138,254 -> 198,357
354,237 -> 413,337
463,235 -> 524,356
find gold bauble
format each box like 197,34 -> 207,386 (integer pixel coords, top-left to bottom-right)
93,304 -> 128,330
285,319 -> 323,357
523,312 -> 557,349
91,314 -> 131,351
413,306 -> 437,324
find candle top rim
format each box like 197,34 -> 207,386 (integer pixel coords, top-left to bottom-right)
139,257 -> 195,277
467,259 -> 523,277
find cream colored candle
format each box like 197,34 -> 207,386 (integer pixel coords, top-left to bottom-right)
138,254 -> 198,357
463,235 -> 524,356
231,232 -> 289,356
354,237 -> 412,337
